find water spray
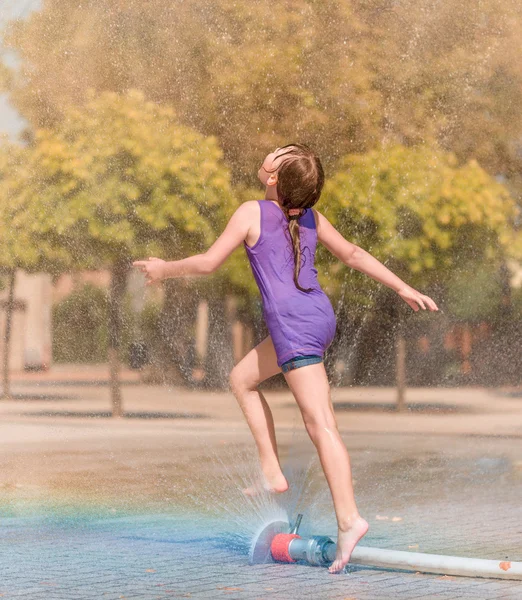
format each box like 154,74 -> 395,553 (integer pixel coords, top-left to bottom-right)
249,514 -> 522,580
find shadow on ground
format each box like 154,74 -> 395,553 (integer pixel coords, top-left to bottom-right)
285,401 -> 476,414
12,411 -> 207,419
0,393 -> 79,401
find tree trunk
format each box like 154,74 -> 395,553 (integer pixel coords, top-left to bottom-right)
460,322 -> 472,375
396,331 -> 406,412
205,295 -> 235,389
2,268 -> 16,400
108,259 -> 129,417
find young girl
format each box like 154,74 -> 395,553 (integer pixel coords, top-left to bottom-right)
134,143 -> 439,574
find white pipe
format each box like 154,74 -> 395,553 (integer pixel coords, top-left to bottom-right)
348,545 -> 522,580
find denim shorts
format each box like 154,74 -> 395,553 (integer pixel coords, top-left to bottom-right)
280,354 -> 323,373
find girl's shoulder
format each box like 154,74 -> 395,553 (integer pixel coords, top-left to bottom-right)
237,199 -> 261,214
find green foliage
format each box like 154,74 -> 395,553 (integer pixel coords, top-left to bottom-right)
24,89 -> 238,266
320,143 -> 519,304
446,264 -> 504,321
52,284 -> 109,363
4,0 -> 522,188
0,139 -> 69,271
52,282 -> 153,363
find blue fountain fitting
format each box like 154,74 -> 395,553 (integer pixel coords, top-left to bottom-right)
273,513 -> 336,566
284,534 -> 336,566
250,513 -> 337,567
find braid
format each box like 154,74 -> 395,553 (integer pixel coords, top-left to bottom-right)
273,143 -> 324,293
281,206 -> 314,293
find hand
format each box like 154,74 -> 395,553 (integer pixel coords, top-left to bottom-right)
133,257 -> 166,286
396,286 -> 439,312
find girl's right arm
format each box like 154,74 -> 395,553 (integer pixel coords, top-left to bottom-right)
313,209 -> 438,312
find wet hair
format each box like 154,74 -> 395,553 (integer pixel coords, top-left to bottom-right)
266,143 -> 325,292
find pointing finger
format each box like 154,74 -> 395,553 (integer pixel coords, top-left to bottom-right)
422,295 -> 438,311
427,298 -> 439,311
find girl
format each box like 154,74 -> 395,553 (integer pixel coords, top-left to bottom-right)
134,143 -> 439,574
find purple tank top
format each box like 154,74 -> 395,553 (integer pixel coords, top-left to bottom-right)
243,200 -> 337,367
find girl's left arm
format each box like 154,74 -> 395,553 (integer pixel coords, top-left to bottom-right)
133,202 -> 254,284
313,209 -> 439,312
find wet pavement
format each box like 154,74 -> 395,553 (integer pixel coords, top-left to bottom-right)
0,378 -> 522,599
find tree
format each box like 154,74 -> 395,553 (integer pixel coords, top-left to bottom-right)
320,142 -> 519,405
0,138 -> 68,398
0,1 -> 378,181
3,0 -> 522,187
22,89 -> 237,415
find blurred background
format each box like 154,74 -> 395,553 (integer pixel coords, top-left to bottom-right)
1,2 -> 522,598
2,1 -> 522,414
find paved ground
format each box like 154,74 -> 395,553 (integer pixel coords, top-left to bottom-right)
1,368 -> 522,599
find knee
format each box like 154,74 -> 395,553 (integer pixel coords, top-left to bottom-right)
229,366 -> 253,395
302,411 -> 339,443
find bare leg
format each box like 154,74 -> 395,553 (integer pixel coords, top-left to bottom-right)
283,362 -> 369,573
229,335 -> 288,495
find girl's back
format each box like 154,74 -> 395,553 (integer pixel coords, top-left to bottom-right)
244,199 -> 336,368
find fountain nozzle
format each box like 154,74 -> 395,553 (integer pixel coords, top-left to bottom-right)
249,514 -> 522,580
249,514 -> 336,567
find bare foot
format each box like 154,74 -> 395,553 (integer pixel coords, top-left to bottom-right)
242,472 -> 289,497
328,516 -> 369,574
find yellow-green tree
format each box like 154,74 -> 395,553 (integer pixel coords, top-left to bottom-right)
0,139 -> 68,398
23,89 -> 238,415
320,142 -> 519,405
1,1 -> 378,181
3,0 -> 522,185
321,143 -> 518,294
